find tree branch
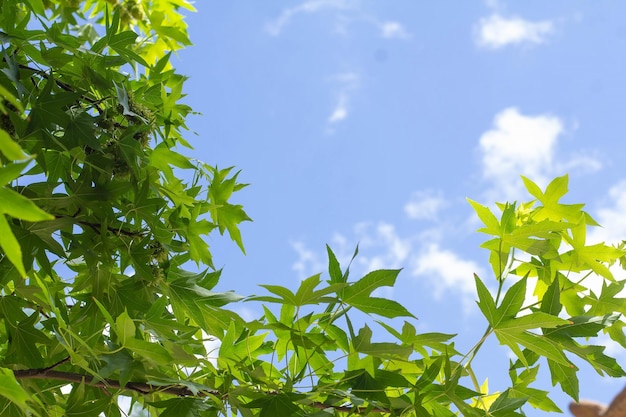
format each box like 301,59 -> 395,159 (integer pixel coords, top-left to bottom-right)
13,369 -> 219,397
12,368 -> 392,413
308,401 -> 391,414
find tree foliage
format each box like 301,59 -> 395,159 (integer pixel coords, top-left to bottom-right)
1,2 -> 625,416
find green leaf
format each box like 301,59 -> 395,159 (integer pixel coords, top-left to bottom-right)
524,175 -> 586,222
0,214 -> 25,276
153,397 -> 211,417
488,391 -> 527,417
245,393 -> 303,417
6,313 -> 50,367
510,386 -> 560,412
495,329 -> 571,367
208,167 -> 251,252
546,314 -> 621,338
496,312 -> 570,332
0,368 -> 32,410
0,188 -> 54,221
150,145 -> 195,174
540,278 -> 562,316
475,274 -> 498,326
65,111 -> 98,150
343,269 -> 401,301
548,359 -> 579,400
294,274 -> 321,305
0,129 -> 28,160
125,337 -> 174,364
352,325 -> 413,358
258,285 -> 297,305
467,198 -> 500,235
27,77 -> 77,134
115,310 -> 135,345
497,277 -> 528,321
326,244 -> 343,283
345,296 -> 415,318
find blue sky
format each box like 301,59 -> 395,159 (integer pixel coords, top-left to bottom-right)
173,1 -> 626,414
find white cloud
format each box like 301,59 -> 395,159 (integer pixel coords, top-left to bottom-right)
404,190 -> 447,221
412,243 -> 486,312
589,181 -> 626,246
477,107 -> 602,202
476,14 -> 554,49
379,21 -> 409,39
327,72 -> 360,128
479,107 -> 562,200
265,0 -> 354,36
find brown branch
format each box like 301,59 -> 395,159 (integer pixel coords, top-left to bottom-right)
41,357 -> 71,372
52,212 -> 146,238
13,368 -> 393,414
76,219 -> 145,238
13,369 -> 219,397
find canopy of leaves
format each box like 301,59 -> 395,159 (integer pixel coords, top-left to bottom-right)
0,2 -> 625,416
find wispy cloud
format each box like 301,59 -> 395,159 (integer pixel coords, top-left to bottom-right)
475,14 -> 554,49
292,222 -> 413,278
290,219 -> 486,312
290,240 -> 327,279
327,72 -> 360,129
265,0 -> 355,36
404,190 -> 447,221
266,0 -> 409,40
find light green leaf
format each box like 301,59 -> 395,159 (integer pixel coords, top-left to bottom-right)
0,188 -> 54,221
115,310 -> 135,346
125,338 -> 174,364
467,198 -> 500,235
0,129 -> 28,160
0,368 -> 32,409
540,278 -> 562,316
